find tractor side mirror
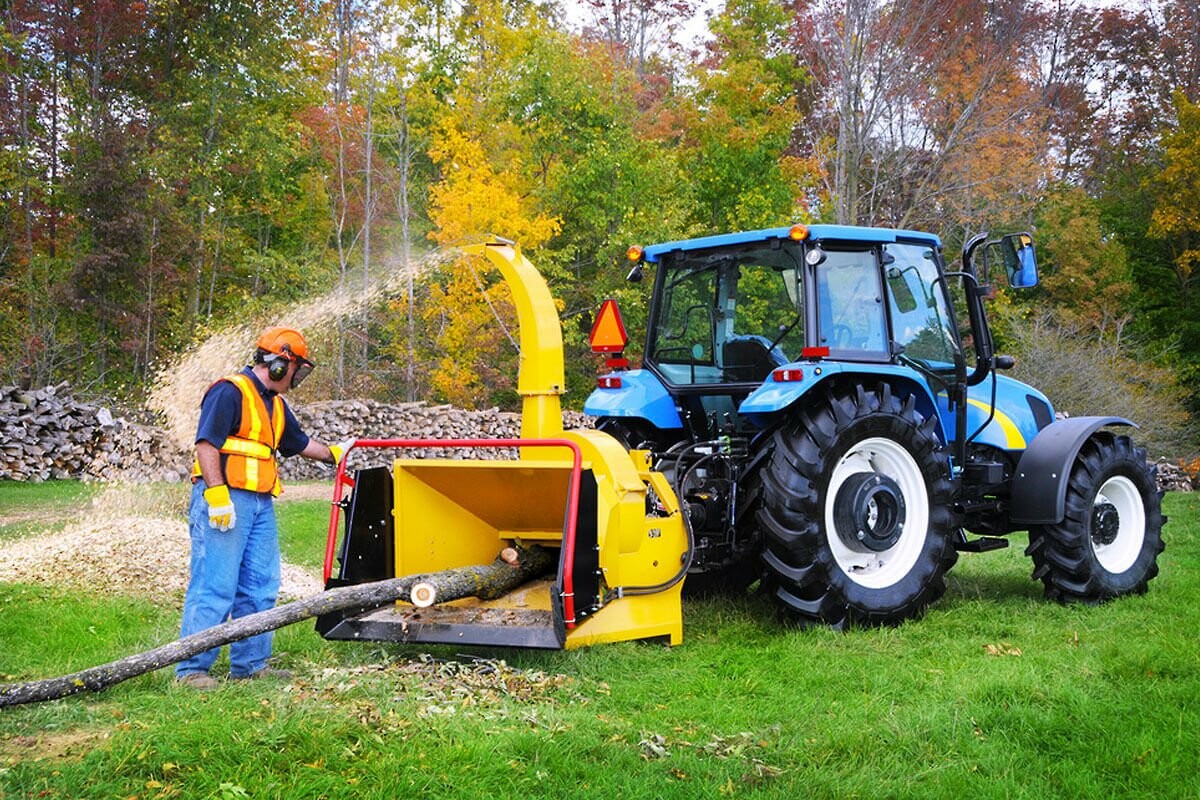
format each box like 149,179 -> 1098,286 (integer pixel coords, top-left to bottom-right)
1000,232 -> 1038,289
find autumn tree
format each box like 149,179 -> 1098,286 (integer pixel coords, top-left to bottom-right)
792,0 -> 1045,232
1034,184 -> 1133,341
404,0 -> 562,408
577,0 -> 698,77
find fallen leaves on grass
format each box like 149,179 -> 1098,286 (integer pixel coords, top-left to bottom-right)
983,642 -> 1022,657
636,726 -> 785,784
300,654 -> 584,723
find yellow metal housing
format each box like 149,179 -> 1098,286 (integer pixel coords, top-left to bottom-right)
383,239 -> 686,648
320,237 -> 687,649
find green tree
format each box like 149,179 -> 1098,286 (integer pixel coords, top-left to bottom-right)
1035,184 -> 1133,341
685,0 -> 812,229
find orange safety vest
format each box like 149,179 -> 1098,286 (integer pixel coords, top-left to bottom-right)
191,373 -> 286,496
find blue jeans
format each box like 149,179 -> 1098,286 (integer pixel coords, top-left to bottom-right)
176,481 -> 281,678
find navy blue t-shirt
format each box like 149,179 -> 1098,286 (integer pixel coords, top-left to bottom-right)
195,367 -> 310,459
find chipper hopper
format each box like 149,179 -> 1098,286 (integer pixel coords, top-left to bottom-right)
316,239 -> 689,649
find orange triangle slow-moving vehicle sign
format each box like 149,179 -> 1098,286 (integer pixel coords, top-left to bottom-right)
589,299 -> 628,353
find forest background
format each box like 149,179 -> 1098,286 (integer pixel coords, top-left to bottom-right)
2,0 -> 1199,460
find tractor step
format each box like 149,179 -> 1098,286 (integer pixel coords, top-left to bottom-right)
954,535 -> 1010,553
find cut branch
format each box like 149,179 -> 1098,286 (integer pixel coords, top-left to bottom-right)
0,545 -> 556,708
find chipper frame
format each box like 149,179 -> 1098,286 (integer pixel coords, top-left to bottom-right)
316,239 -> 688,649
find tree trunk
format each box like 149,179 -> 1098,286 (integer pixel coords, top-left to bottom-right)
0,546 -> 555,708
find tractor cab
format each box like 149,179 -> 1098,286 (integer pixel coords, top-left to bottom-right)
590,225 -> 968,444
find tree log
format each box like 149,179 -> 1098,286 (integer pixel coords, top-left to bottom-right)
0,545 -> 555,708
408,544 -> 555,608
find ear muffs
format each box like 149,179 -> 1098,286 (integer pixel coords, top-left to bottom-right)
266,354 -> 291,382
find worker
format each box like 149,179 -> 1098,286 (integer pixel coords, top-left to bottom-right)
175,326 -> 352,690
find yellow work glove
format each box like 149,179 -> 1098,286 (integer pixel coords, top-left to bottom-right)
203,484 -> 237,532
329,438 -> 356,466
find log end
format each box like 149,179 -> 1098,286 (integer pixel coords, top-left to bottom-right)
410,582 -> 437,608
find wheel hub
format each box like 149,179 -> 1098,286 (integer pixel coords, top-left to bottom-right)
833,472 -> 907,553
1092,501 -> 1120,547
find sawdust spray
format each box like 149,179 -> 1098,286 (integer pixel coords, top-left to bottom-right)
147,251 -> 445,451
5,251 -> 446,601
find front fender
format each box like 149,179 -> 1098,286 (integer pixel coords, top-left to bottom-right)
1009,416 -> 1135,525
583,369 -> 683,429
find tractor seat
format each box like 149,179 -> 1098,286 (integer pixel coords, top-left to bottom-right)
722,337 -> 786,383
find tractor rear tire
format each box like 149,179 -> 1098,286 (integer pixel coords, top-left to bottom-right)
1026,433 -> 1164,603
757,382 -> 959,628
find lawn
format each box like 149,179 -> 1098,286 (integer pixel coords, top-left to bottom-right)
1,482 -> 1197,799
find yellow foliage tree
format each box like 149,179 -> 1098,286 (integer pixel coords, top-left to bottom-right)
1149,92 -> 1200,288
421,104 -> 562,409
427,120 -> 561,248
1036,185 -> 1134,341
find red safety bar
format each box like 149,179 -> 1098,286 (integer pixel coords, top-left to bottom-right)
322,438 -> 584,628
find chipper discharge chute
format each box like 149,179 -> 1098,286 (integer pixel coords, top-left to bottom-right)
316,239 -> 688,649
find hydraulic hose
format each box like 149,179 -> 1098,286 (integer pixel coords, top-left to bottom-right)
603,438 -> 739,601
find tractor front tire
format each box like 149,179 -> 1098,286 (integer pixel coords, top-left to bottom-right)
757,382 -> 959,628
1026,433 -> 1164,603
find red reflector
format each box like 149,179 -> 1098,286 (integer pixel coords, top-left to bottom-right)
605,356 -> 629,369
771,368 -> 804,383
801,346 -> 830,359
589,299 -> 629,353
597,376 -> 623,389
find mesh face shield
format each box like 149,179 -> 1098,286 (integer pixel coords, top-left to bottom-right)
290,356 -> 315,388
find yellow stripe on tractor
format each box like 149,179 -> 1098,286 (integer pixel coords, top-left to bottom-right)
317,238 -> 687,649
966,398 -> 1027,450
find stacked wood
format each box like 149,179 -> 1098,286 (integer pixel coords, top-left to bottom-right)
5,383 -> 1188,493
1154,460 -> 1194,493
281,399 -> 592,480
0,384 -> 187,483
0,384 -> 592,484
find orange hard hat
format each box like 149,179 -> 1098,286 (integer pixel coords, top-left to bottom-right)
256,326 -> 311,362
256,326 -> 316,387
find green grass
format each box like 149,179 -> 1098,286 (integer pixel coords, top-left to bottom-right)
0,480 -> 102,540
2,486 -> 1199,799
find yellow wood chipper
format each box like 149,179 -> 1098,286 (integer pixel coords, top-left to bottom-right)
316,238 -> 690,649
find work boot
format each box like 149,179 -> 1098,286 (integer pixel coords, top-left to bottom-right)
230,666 -> 294,682
176,672 -> 218,691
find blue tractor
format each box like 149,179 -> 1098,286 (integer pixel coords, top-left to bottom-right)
584,224 -> 1165,627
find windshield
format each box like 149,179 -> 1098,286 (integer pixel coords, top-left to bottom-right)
649,244 -> 804,385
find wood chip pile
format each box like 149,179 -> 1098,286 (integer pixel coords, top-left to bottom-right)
0,485 -> 323,605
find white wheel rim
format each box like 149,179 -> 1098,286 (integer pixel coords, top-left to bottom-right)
1091,475 -> 1145,574
825,437 -> 929,589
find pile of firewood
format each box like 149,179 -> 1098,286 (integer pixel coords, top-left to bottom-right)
0,384 -> 184,483
1154,460 -> 1195,493
4,383 -> 1190,493
281,399 -> 591,480
0,384 -> 592,484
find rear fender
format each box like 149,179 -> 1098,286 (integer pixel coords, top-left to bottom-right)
583,369 -> 683,429
1008,416 -> 1135,525
739,362 -> 946,445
